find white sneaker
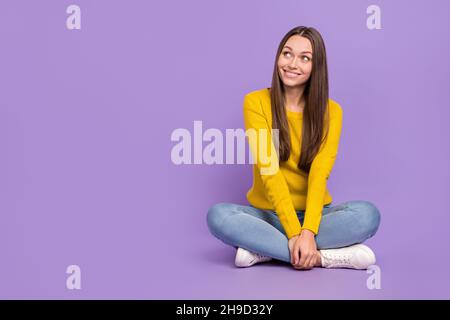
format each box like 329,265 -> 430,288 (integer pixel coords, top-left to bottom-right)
319,244 -> 376,270
235,247 -> 272,267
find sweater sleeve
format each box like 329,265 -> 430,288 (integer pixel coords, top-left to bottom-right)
303,102 -> 343,235
243,93 -> 302,239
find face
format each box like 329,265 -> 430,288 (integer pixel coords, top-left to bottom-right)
277,35 -> 313,88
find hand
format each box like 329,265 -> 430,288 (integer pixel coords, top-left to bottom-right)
288,229 -> 319,270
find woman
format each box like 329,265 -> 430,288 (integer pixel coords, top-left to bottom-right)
206,26 -> 381,270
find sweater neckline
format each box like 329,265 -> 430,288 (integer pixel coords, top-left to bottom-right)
266,88 -> 303,119
286,109 -> 303,119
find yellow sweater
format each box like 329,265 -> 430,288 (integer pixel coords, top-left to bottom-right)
243,88 -> 343,239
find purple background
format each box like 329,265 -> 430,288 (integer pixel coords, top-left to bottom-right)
1,0 -> 449,299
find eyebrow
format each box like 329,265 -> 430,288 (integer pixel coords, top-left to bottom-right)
283,46 -> 312,54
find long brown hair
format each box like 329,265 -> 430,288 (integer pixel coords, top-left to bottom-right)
270,26 -> 330,174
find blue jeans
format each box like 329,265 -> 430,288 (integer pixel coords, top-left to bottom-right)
206,201 -> 381,263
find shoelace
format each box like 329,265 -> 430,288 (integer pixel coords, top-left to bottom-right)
323,252 -> 352,266
255,253 -> 268,260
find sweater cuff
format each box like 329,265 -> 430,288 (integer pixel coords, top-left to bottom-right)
301,214 -> 321,235
282,214 -> 302,239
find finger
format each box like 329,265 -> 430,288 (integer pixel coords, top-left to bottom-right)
292,246 -> 299,265
308,252 -> 316,268
306,254 -> 314,269
288,242 -> 294,264
311,251 -> 320,268
306,253 -> 316,269
299,251 -> 307,268
300,254 -> 310,269
308,255 -> 315,269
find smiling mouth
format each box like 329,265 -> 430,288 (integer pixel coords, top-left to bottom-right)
283,69 -> 302,76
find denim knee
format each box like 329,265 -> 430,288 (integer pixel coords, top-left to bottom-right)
206,202 -> 234,236
355,200 -> 381,239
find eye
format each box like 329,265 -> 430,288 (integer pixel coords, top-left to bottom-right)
282,51 -> 311,62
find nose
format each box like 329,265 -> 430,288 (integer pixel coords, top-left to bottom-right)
288,57 -> 299,69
